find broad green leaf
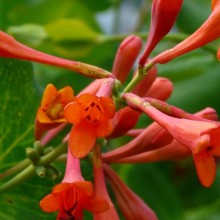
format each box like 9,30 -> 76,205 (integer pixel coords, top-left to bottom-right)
7,24 -> 48,47
0,0 -> 101,31
44,18 -> 100,58
118,163 -> 183,220
0,58 -> 38,172
45,19 -> 99,42
0,58 -> 56,219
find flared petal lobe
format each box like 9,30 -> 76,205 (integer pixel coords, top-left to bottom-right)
35,84 -> 75,139
64,93 -> 115,158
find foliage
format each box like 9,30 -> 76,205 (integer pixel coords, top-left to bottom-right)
0,0 -> 220,220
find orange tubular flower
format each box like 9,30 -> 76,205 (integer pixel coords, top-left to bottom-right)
138,0 -> 183,66
151,0 -> 220,65
0,31 -> 113,79
40,148 -> 109,220
35,84 -> 75,140
64,94 -> 115,158
112,35 -> 142,83
103,164 -> 158,220
40,181 -> 109,220
124,93 -> 220,187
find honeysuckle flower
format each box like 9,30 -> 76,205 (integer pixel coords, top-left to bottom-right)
112,35 -> 142,83
0,31 -> 113,78
103,164 -> 158,220
144,77 -> 173,101
139,0 -> 183,66
93,146 -> 120,220
107,76 -> 173,140
124,93 -> 220,187
150,0 -> 220,65
64,87 -> 115,158
113,108 -> 217,164
40,148 -> 109,219
103,121 -> 172,163
144,97 -> 218,122
107,106 -> 140,139
35,84 -> 75,140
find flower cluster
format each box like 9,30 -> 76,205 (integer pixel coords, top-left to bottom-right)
0,0 -> 220,219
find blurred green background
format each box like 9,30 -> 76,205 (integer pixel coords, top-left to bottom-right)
0,0 -> 220,219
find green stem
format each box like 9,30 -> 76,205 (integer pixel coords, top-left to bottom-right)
121,62 -> 153,94
0,142 -> 67,193
0,158 -> 31,180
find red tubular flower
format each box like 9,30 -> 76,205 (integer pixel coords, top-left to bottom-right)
144,77 -> 173,101
40,148 -> 109,219
35,84 -> 75,140
151,0 -> 220,65
64,93 -> 115,158
113,108 -> 217,164
103,122 -> 172,163
124,93 -> 220,187
0,31 -> 112,78
112,35 -> 142,83
144,98 -> 219,122
139,0 -> 183,66
93,146 -> 120,220
103,164 -> 158,220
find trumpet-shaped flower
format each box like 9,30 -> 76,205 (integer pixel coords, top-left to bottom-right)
124,93 -> 220,187
40,148 -> 109,219
0,31 -> 113,78
35,84 -> 75,139
93,146 -> 120,220
104,164 -> 158,220
64,94 -> 115,158
139,0 -> 183,66
151,0 -> 220,64
112,35 -> 142,83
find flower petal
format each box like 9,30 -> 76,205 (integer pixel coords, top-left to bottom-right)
69,123 -> 96,158
193,151 -> 216,187
41,84 -> 57,108
40,194 -> 61,212
59,86 -> 75,104
96,117 -> 113,137
74,181 -> 94,196
84,197 -> 109,213
78,93 -> 97,105
53,183 -> 71,193
209,128 -> 220,156
99,97 -> 115,118
37,108 -> 53,123
64,102 -> 83,124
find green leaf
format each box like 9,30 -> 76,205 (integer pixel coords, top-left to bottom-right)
0,58 -> 57,219
45,19 -> 99,42
44,18 -> 100,58
7,24 -> 48,47
0,58 -> 38,172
